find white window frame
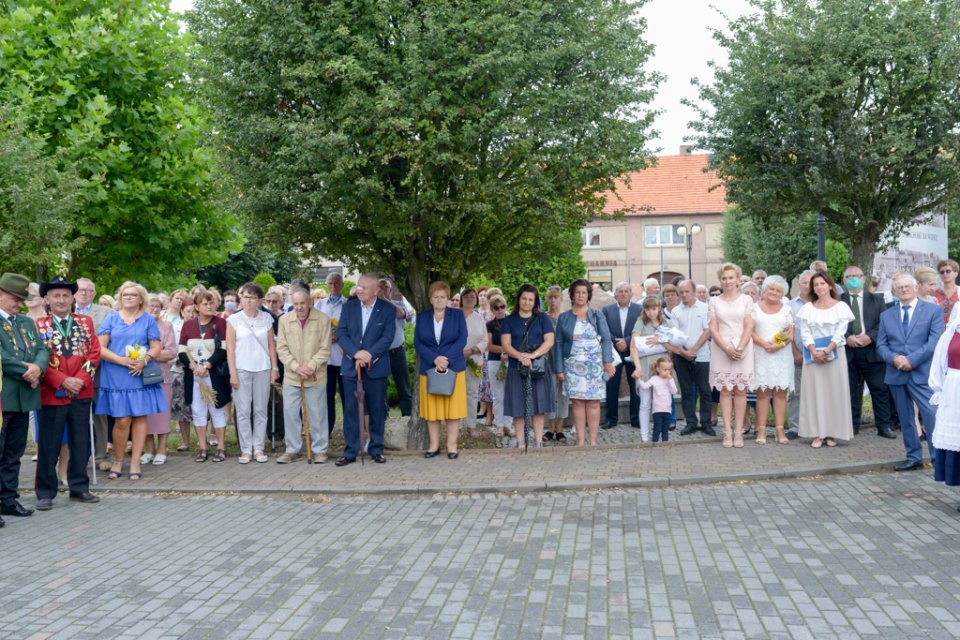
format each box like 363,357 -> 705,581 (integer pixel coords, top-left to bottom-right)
644,224 -> 685,247
582,227 -> 601,248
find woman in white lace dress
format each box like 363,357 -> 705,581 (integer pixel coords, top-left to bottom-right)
751,275 -> 794,445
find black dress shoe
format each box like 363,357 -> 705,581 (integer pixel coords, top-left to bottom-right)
447,452 -> 459,460
423,450 -> 440,459
334,457 -> 355,467
602,423 -> 617,430
70,492 -> 100,504
786,431 -> 799,440
0,515 -> 4,528
1,501 -> 34,517
877,428 -> 897,439
372,454 -> 386,464
702,426 -> 717,437
894,461 -> 923,472
680,426 -> 696,436
36,498 -> 53,511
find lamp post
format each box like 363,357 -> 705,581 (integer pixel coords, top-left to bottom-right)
676,223 -> 702,280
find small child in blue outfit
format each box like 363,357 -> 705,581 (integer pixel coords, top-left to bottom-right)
636,357 -> 678,443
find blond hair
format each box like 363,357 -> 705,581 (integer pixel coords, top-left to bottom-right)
717,262 -> 743,280
115,281 -> 149,313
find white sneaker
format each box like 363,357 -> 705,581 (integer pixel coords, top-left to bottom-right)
152,454 -> 167,465
140,453 -> 155,464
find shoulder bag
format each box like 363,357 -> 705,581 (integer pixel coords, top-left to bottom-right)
519,316 -> 547,380
141,362 -> 164,386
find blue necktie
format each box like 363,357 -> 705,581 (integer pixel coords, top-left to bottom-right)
901,304 -> 911,335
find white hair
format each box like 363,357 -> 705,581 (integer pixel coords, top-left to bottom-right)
894,274 -> 918,287
613,281 -> 631,292
752,269 -> 767,278
325,272 -> 343,283
762,275 -> 789,295
643,278 -> 659,290
740,281 -> 759,295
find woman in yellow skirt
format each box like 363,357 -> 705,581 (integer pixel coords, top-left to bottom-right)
415,281 -> 469,459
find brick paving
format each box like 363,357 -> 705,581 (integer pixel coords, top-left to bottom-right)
20,426 -> 913,496
2,472 -> 959,639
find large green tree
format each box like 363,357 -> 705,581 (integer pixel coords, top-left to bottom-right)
689,0 -> 960,276
188,0 -> 660,309
0,1 -> 241,291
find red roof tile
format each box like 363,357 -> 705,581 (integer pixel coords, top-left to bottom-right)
602,154 -> 728,215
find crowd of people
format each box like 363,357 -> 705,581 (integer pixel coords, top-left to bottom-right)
0,255 -> 959,522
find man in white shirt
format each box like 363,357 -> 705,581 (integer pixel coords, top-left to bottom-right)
316,272 -> 347,436
673,280 -> 715,436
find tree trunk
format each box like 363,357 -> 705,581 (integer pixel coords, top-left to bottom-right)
847,227 -> 882,284
405,372 -> 429,451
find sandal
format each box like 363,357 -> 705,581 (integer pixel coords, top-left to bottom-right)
108,462 -> 124,480
129,465 -> 142,481
542,432 -> 554,442
195,450 -> 209,463
177,444 -> 190,452
722,431 -> 733,448
733,433 -> 744,448
212,449 -> 226,462
756,428 -> 766,445
811,438 -> 823,449
238,452 -> 251,464
825,438 -> 837,447
775,426 -> 789,445
254,451 -> 269,463
556,432 -> 567,443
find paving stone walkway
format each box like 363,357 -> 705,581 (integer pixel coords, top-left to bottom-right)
2,472 -> 959,639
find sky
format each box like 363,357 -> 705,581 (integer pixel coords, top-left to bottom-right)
170,0 -> 755,157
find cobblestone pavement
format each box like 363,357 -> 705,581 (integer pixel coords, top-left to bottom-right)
19,426 -> 912,495
2,472 -> 959,639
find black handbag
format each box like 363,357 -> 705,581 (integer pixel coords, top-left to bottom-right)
426,367 -> 457,396
518,316 -> 547,380
141,362 -> 164,386
209,319 -> 230,378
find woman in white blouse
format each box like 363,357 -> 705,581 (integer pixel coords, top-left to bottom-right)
226,283 -> 279,463
459,289 -> 488,435
797,271 -> 855,447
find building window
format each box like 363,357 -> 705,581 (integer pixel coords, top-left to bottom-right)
644,224 -> 685,247
588,269 -> 612,291
583,227 -> 601,248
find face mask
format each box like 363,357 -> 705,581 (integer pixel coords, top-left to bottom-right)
224,301 -> 238,312
891,295 -> 900,303
328,294 -> 342,302
845,277 -> 863,290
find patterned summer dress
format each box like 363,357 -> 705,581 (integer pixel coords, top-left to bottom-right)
563,319 -> 605,400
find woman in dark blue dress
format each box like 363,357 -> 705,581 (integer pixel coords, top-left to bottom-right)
500,284 -> 555,448
97,281 -> 167,480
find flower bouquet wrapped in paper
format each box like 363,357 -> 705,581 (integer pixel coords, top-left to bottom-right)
772,326 -> 791,346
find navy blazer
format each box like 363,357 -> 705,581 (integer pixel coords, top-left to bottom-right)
336,297 -> 396,379
414,307 -> 468,375
554,307 -> 614,366
603,302 -> 641,355
876,299 -> 944,385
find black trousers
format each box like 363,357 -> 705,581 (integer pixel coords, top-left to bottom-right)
326,364 -> 344,436
846,346 -> 894,432
37,400 -> 93,499
605,357 -> 639,426
675,357 -> 712,430
0,411 -> 30,506
389,346 -> 412,417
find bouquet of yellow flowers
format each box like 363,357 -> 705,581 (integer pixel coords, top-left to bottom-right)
125,344 -> 148,360
331,318 -> 339,328
772,327 -> 791,346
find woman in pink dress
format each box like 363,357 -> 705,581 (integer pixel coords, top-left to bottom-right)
709,263 -> 756,448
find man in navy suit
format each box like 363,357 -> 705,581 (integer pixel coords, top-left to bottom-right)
876,274 -> 944,471
335,273 -> 397,465
602,282 -> 642,429
840,266 -> 896,438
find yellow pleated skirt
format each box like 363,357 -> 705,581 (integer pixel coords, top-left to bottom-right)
419,372 -> 468,421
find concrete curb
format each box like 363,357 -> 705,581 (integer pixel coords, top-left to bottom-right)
76,457 -> 909,498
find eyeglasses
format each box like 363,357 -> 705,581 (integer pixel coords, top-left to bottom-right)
492,305 -> 505,310
940,269 -> 954,275
77,288 -> 95,293
121,293 -> 139,299
709,292 -> 721,297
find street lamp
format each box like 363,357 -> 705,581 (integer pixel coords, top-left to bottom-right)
676,223 -> 702,280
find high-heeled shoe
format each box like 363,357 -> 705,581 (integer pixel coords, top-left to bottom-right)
722,430 -> 733,448
423,450 -> 440,459
733,433 -> 744,448
447,452 -> 459,460
775,426 -> 789,444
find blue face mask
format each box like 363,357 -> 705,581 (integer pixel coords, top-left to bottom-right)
845,277 -> 863,290
891,295 -> 900,303
328,294 -> 341,302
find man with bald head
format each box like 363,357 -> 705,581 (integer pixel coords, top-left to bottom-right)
877,274 -> 944,471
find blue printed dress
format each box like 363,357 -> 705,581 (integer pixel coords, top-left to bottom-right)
95,312 -> 169,418
563,319 -> 606,400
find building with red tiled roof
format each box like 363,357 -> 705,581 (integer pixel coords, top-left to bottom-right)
582,151 -> 729,292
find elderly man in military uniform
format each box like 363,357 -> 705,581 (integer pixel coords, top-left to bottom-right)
35,276 -> 102,510
0,273 -> 50,524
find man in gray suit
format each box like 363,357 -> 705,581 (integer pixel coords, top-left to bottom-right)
603,282 -> 642,429
74,277 -> 112,463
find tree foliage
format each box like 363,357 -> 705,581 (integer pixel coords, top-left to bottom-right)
0,107 -> 80,279
689,0 -> 960,276
188,0 -> 660,309
479,227 -> 586,300
195,239 -> 301,292
0,1 -> 241,291
721,206 -> 818,285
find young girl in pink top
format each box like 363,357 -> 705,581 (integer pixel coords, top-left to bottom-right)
637,357 -> 678,442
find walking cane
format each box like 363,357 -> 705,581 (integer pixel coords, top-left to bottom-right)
301,379 -> 313,464
89,409 -> 97,485
356,362 -> 367,466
